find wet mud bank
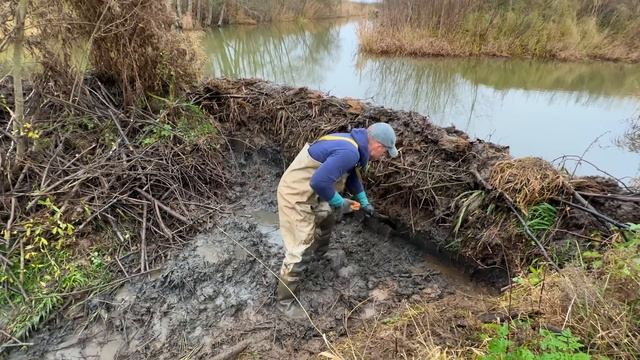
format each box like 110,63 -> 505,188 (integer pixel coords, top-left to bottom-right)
10,147 -> 471,359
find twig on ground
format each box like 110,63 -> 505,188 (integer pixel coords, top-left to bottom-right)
210,339 -> 251,360
140,202 -> 148,273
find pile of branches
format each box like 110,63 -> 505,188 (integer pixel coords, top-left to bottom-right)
0,0 -> 214,346
0,78 -> 228,342
193,78 -> 640,272
1,79 -> 229,261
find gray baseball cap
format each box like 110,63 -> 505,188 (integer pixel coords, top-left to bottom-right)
368,122 -> 398,158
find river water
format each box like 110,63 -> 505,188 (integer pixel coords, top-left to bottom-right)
199,20 -> 640,183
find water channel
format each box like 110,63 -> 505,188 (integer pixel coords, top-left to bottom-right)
199,19 -> 640,183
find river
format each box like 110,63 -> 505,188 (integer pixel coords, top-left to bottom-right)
199,19 -> 640,183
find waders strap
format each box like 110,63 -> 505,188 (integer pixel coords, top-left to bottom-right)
316,135 -> 358,148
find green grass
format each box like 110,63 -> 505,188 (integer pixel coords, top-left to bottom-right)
481,322 -> 590,360
524,203 -> 558,235
0,198 -> 111,339
142,96 -> 217,146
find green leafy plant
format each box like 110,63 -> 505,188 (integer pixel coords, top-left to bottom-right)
141,123 -> 174,146
582,224 -> 640,279
512,260 -> 545,286
0,198 -> 108,338
524,203 -> 557,234
143,96 -> 217,145
482,323 -> 590,360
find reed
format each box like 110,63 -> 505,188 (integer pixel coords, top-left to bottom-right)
360,0 -> 640,62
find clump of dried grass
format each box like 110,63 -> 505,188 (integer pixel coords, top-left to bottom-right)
326,296 -> 486,360
489,157 -> 569,212
504,266 -> 640,358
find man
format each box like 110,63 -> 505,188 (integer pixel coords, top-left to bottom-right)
275,122 -> 398,318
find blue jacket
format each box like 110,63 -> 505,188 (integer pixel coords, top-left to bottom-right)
308,128 -> 369,202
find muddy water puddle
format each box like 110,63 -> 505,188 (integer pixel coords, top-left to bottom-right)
249,210 -> 282,246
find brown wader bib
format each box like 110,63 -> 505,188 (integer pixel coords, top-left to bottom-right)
276,139 -> 355,311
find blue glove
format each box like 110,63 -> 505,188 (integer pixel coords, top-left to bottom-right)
354,191 -> 375,216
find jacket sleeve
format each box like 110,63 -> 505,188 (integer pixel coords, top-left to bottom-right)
310,149 -> 359,202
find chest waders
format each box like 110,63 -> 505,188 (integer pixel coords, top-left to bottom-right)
275,137 -> 358,318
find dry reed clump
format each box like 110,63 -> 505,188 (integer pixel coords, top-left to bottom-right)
326,294 -> 488,360
59,0 -> 201,104
359,0 -> 640,62
489,157 -> 569,212
503,266 -> 640,358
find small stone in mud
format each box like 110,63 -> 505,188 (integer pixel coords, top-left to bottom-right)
421,284 -> 442,299
324,249 -> 346,269
371,288 -> 390,301
338,265 -> 358,278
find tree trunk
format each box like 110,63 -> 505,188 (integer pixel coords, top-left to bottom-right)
187,0 -> 193,18
217,1 -> 226,26
176,0 -> 183,20
12,0 -> 29,162
206,0 -> 216,27
196,0 -> 202,27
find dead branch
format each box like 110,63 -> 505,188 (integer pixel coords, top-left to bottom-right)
577,191 -> 640,203
211,339 -> 251,360
471,169 -> 560,272
135,188 -> 189,223
560,199 -> 630,230
140,202 -> 148,273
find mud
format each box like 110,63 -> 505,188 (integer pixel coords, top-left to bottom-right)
10,148 -> 473,359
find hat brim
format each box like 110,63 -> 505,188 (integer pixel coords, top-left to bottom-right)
388,146 -> 398,158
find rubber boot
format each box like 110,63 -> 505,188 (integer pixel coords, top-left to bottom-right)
313,211 -> 336,258
275,278 -> 307,321
276,263 -> 308,321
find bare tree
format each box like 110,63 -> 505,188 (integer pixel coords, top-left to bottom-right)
12,0 -> 28,162
196,0 -> 202,27
176,0 -> 183,18
206,0 -> 216,26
